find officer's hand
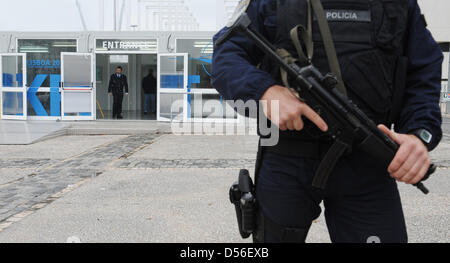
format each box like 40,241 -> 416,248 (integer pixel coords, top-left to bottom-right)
109,93 -> 112,96
378,125 -> 431,185
125,93 -> 129,96
261,85 -> 328,132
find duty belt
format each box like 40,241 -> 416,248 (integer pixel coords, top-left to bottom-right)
263,138 -> 347,190
264,139 -> 332,160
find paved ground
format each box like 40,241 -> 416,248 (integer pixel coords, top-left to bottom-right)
0,121 -> 68,145
0,120 -> 173,146
442,116 -> 450,134
0,129 -> 448,243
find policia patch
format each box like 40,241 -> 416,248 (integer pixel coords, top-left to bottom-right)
227,0 -> 251,27
325,9 -> 371,22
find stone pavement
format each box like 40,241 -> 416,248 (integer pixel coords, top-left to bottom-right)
0,121 -> 68,145
0,132 -> 448,243
0,134 -> 159,228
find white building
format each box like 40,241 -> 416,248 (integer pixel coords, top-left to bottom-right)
97,0 -> 200,31
216,0 -> 241,29
0,0 -> 448,123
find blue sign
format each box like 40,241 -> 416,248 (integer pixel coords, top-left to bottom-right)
27,74 -> 61,116
27,59 -> 61,69
191,41 -> 213,77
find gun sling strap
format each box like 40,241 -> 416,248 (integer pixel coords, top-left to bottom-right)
264,0 -> 351,190
278,0 -> 348,97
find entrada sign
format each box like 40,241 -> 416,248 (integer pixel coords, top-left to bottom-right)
96,39 -> 157,52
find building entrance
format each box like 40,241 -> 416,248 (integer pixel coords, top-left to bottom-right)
96,54 -> 157,120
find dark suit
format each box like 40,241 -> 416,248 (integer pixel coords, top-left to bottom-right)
108,74 -> 128,118
142,75 -> 157,94
142,75 -> 157,113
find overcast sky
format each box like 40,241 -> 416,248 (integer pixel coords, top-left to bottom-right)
0,0 -> 220,31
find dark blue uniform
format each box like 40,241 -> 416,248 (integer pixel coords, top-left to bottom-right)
212,0 -> 443,243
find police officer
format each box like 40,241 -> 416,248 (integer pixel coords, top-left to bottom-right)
108,66 -> 129,119
212,0 -> 443,243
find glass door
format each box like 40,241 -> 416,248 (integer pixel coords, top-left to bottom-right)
0,54 -> 27,120
61,53 -> 95,120
157,53 -> 188,122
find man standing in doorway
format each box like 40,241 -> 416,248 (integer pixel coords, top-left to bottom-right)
142,69 -> 157,115
108,66 -> 129,119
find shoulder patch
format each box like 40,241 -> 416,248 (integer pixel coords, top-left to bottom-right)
227,0 -> 251,27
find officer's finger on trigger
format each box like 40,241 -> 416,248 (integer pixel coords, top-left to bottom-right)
302,105 -> 328,132
378,125 -> 399,143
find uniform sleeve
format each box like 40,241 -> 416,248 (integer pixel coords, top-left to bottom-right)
211,0 -> 277,102
395,0 -> 444,150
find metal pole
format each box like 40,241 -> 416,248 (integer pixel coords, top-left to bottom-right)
114,0 -> 117,31
119,0 -> 126,31
75,0 -> 88,31
99,0 -> 105,30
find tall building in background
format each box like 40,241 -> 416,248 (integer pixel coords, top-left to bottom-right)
98,0 -> 199,31
216,0 -> 240,29
224,0 -> 241,20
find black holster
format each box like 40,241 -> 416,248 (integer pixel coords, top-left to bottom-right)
229,169 -> 257,239
230,141 -> 309,243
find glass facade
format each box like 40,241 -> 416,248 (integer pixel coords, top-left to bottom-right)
2,92 -> 24,116
176,39 -> 236,120
1,54 -> 26,119
158,54 -> 187,121
1,34 -> 235,122
176,39 -> 213,90
160,55 -> 185,90
1,55 -> 24,87
61,53 -> 93,118
189,93 -> 237,119
18,39 -> 77,117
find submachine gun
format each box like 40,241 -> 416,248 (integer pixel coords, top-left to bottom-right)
220,13 -> 436,239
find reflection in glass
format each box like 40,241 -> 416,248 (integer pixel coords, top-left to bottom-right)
18,39 -> 77,117
27,92 -> 51,116
160,93 -> 184,121
63,91 -> 92,116
62,55 -> 92,87
189,94 -> 237,119
1,56 -> 23,87
160,56 -> 184,89
2,92 -> 24,116
18,39 -> 76,87
176,39 -> 213,90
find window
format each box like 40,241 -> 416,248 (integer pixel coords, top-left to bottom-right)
176,38 -> 236,120
176,39 -> 213,90
18,39 -> 77,116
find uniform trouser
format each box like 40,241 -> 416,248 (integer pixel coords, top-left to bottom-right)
112,92 -> 124,117
255,149 -> 408,243
144,93 -> 156,113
